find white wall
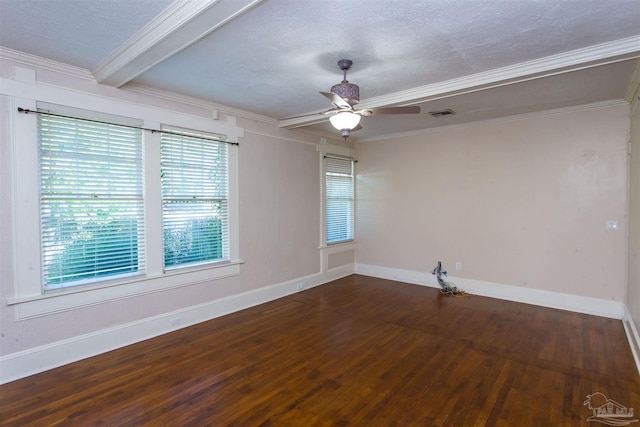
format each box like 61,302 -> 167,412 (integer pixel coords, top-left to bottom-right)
355,104 -> 630,303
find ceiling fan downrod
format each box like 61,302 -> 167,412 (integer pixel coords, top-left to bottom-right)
331,59 -> 359,105
338,59 -> 352,80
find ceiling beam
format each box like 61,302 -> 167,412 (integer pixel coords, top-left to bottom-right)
278,35 -> 640,130
92,0 -> 264,87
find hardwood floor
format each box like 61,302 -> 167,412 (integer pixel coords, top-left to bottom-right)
1,274 -> 638,426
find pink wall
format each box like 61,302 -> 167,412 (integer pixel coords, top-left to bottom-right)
1,53 -> 636,374
355,104 -> 629,301
237,129 -> 321,287
0,62 -> 326,356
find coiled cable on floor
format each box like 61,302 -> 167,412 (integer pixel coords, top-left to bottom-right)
431,261 -> 470,297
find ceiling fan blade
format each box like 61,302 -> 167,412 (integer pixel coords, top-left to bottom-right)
359,106 -> 421,116
283,108 -> 340,120
320,91 -> 352,109
352,124 -> 363,132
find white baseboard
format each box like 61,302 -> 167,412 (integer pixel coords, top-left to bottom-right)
354,263 -> 625,319
623,307 -> 640,376
356,263 -> 639,374
2,261 -> 631,385
0,264 -> 354,385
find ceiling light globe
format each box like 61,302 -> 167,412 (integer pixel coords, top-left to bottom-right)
329,112 -> 361,130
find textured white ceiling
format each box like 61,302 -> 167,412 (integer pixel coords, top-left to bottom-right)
134,0 -> 640,117
0,0 -> 175,69
308,60 -> 639,140
0,0 -> 639,141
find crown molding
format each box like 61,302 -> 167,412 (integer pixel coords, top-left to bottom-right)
92,0 -> 265,87
0,47 -> 94,81
124,82 -> 276,125
244,129 -> 321,147
92,0 -> 214,85
280,35 -> 640,130
0,47 -> 276,125
360,36 -> 640,109
357,99 -> 629,143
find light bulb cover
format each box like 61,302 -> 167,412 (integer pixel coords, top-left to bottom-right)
329,112 -> 361,130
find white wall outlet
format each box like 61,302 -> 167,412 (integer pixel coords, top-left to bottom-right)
455,262 -> 462,271
605,220 -> 619,230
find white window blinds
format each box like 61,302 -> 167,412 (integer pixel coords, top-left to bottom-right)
161,130 -> 229,268
38,113 -> 144,289
325,156 -> 354,244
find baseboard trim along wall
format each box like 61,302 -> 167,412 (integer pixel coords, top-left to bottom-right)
354,263 -> 626,319
623,306 -> 640,375
2,263 -> 635,384
0,264 -> 354,385
355,263 -> 640,373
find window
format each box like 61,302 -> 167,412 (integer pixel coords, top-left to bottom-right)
161,130 -> 229,268
36,113 -> 231,291
38,113 -> 144,290
8,86 -> 242,317
325,155 -> 355,244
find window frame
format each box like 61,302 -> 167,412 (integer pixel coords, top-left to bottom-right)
5,76 -> 243,319
37,109 -> 147,290
325,155 -> 355,245
317,143 -> 356,249
160,128 -> 230,270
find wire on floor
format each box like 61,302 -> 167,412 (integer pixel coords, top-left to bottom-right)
431,261 -> 470,297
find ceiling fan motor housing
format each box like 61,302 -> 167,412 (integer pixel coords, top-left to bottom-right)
331,82 -> 359,105
331,59 -> 359,105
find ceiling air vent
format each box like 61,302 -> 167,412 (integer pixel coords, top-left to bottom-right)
428,109 -> 456,118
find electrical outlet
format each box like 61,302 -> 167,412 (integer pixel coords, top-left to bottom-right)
605,220 -> 618,230
455,262 -> 462,271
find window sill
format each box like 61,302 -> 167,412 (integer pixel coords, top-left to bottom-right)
318,240 -> 356,250
7,259 -> 245,320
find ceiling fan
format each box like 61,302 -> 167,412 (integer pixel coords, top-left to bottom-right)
290,59 -> 421,139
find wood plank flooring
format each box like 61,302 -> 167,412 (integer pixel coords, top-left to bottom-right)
1,274 -> 638,426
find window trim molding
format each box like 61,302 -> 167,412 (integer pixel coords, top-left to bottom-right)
317,141 -> 356,247
160,128 -> 231,268
7,260 -> 245,320
37,108 -> 147,289
323,153 -> 355,246
3,69 -> 244,319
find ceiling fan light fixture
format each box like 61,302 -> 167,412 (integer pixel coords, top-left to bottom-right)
330,111 -> 361,131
